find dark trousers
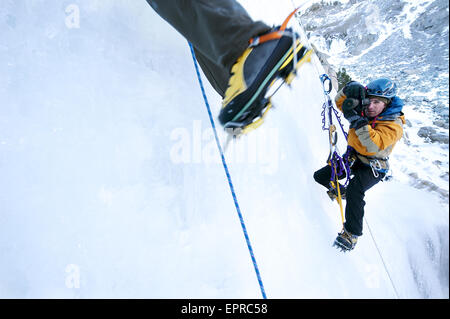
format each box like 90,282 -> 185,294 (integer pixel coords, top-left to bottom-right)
146,0 -> 270,97
313,161 -> 385,236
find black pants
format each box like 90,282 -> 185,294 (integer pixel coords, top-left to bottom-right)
313,160 -> 385,236
146,0 -> 270,97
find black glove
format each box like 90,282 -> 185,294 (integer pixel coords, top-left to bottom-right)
342,98 -> 360,119
343,81 -> 366,100
342,98 -> 368,129
343,81 -> 370,113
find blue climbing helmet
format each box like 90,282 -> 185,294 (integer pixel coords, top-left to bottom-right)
366,78 -> 397,100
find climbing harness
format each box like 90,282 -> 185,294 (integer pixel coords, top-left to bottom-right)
188,43 -> 267,299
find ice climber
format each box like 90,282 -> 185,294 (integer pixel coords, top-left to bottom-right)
314,78 -> 406,251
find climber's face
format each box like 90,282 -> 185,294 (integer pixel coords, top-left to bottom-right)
365,98 -> 387,118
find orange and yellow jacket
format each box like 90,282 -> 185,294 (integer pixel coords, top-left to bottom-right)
335,88 -> 406,169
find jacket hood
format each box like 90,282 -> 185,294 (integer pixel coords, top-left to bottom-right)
378,96 -> 404,120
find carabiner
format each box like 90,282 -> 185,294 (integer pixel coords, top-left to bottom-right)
320,74 -> 332,94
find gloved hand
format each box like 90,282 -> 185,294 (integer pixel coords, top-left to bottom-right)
342,98 -> 368,129
343,81 -> 370,112
343,81 -> 366,100
342,98 -> 360,119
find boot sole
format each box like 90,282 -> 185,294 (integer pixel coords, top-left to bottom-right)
219,37 -> 311,126
333,236 -> 356,251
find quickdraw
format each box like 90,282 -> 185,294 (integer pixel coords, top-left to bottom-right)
369,158 -> 390,180
319,74 -> 351,224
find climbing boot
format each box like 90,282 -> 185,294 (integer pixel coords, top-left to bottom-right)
333,227 -> 358,252
218,26 -> 312,129
327,184 -> 346,201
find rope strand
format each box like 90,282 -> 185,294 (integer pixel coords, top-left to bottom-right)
188,43 -> 267,299
365,218 -> 400,298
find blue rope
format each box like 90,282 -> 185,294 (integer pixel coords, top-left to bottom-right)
188,43 -> 267,299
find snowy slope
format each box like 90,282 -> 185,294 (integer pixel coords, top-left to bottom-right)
0,0 -> 448,298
